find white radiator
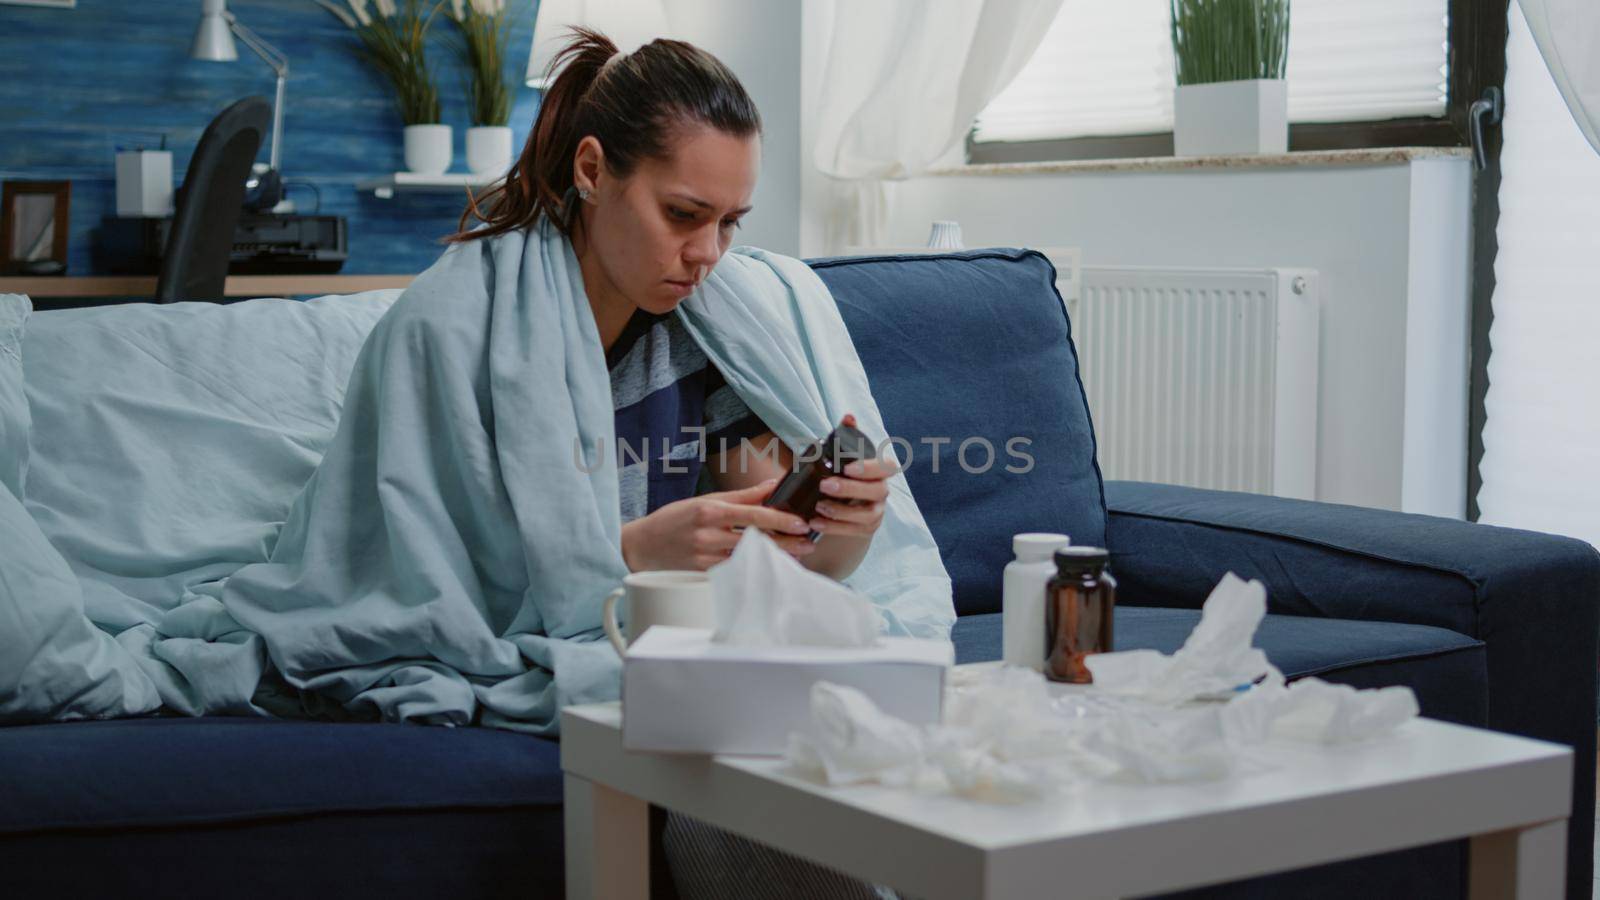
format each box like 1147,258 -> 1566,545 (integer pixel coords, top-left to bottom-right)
1069,266 -> 1320,499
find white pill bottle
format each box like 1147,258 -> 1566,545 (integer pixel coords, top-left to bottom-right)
1002,533 -> 1073,670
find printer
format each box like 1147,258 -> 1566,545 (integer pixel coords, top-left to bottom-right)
95,213 -> 348,275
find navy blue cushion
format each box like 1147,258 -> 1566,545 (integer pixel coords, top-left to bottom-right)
0,715 -> 566,898
813,249 -> 1106,617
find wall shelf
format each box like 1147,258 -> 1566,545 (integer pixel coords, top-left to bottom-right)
356,172 -> 495,199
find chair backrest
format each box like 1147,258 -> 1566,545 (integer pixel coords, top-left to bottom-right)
154,96 -> 271,303
812,249 -> 1106,617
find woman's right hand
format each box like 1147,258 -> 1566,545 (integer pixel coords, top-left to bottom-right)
620,478 -> 816,572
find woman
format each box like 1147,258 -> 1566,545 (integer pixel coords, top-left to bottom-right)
210,23 -> 943,899
444,28 -> 896,583
440,27 -> 920,900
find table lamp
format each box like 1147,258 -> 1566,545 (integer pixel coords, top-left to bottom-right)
191,0 -> 289,213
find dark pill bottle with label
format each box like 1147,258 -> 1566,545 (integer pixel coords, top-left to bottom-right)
761,414 -> 878,543
1044,546 -> 1116,683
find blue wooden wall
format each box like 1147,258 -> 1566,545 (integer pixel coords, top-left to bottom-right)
0,0 -> 541,276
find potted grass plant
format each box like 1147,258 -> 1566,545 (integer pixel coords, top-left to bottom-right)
446,0 -> 520,175
1170,0 -> 1291,156
317,0 -> 451,175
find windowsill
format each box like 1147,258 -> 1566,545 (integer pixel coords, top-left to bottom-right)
929,146 -> 1471,177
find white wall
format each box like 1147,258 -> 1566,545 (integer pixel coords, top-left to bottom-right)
665,0 -> 802,256
879,161 -> 1471,514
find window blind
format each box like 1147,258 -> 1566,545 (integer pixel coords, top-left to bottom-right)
974,0 -> 1449,144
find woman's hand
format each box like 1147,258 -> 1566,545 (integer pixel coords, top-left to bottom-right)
808,457 -> 898,540
620,478 -> 817,572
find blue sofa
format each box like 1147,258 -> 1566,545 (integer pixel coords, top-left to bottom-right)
1,248 -> 1595,899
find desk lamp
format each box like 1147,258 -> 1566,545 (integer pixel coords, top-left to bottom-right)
191,0 -> 290,213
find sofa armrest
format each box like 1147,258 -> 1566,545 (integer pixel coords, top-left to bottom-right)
1105,479 -> 1600,895
1105,480 -> 1600,640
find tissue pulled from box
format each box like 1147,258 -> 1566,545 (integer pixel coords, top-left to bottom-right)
1085,572 -> 1281,704
784,571 -> 1420,802
710,528 -> 882,647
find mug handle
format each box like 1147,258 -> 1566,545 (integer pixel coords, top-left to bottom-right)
602,587 -> 627,656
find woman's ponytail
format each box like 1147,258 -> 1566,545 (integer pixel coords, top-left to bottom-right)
445,26 -> 760,245
449,27 -> 617,244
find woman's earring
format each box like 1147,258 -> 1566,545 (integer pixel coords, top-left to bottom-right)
578,188 -> 591,202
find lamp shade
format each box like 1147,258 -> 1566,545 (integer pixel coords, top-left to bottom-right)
191,0 -> 238,61
525,0 -> 671,88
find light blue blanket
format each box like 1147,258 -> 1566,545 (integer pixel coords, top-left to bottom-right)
99,216 -> 951,733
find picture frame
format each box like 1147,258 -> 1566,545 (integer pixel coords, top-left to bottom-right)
1,180 -> 71,276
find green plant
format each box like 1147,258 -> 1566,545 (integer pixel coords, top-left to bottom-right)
317,0 -> 445,126
1170,0 -> 1291,86
445,0 -> 523,128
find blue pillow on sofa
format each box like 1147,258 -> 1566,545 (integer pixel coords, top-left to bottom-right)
0,294 -> 160,723
21,290 -> 400,632
814,250 -> 1106,616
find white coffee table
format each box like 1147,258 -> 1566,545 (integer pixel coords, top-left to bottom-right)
561,679 -> 1572,899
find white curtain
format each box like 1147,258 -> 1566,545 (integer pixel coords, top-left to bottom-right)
1518,0 -> 1600,156
1477,2 -> 1600,548
811,0 -> 1064,253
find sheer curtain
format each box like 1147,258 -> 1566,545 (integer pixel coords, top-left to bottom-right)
1477,2 -> 1600,547
1517,0 -> 1600,156
810,0 -> 1063,253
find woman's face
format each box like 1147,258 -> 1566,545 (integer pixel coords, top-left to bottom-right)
573,124 -> 760,315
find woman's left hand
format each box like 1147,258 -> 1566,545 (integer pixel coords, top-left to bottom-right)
810,457 -> 899,539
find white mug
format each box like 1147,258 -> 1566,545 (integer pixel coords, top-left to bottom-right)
602,570 -> 717,655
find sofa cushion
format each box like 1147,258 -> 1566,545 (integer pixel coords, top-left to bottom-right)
0,716 -> 565,897
0,715 -> 561,834
814,250 -> 1105,617
951,606 -> 1487,726
21,290 -> 399,632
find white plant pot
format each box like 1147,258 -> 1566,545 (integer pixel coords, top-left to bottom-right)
465,125 -> 513,176
926,220 -> 964,249
1174,79 -> 1288,157
403,124 -> 453,175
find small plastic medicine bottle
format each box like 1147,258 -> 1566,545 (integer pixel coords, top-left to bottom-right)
1044,546 -> 1116,684
1002,533 -> 1072,670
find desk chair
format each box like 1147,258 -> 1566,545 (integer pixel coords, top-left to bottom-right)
154,96 -> 270,303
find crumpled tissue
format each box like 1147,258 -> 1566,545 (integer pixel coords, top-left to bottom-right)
1084,572 -> 1281,704
1221,677 -> 1420,745
783,571 -> 1421,801
711,527 -> 881,647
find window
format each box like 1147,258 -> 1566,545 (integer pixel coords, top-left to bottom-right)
970,0 -> 1494,162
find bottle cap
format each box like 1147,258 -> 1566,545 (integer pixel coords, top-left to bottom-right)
826,421 -> 876,465
1013,532 -> 1071,560
1053,546 -> 1109,571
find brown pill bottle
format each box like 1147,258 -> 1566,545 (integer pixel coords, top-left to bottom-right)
761,414 -> 877,543
1044,546 -> 1116,683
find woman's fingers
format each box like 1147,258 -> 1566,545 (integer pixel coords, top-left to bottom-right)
818,474 -> 889,503
813,498 -> 881,523
709,501 -> 810,535
807,513 -> 879,538
697,524 -> 815,558
841,458 -> 899,480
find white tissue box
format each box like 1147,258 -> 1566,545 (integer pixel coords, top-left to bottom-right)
621,626 -> 952,756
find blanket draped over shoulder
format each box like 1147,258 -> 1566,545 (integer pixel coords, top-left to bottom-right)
88,216 -> 955,733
